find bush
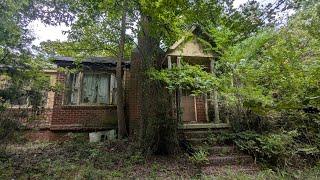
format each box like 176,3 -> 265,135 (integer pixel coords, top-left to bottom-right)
0,116 -> 20,143
257,131 -> 298,166
224,130 -> 302,168
189,148 -> 209,166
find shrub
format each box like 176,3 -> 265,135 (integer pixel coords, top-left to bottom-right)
257,131 -> 298,166
189,149 -> 209,166
232,131 -> 301,167
0,116 -> 20,143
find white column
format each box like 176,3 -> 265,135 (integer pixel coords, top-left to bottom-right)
177,56 -> 182,67
177,56 -> 182,122
168,56 -> 172,69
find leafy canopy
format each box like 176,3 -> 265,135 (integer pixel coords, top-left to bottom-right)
220,3 -> 320,113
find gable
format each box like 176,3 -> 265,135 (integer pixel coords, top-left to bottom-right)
167,37 -> 214,58
166,26 -> 216,58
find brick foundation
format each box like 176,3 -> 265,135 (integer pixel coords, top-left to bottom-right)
4,108 -> 52,130
23,130 -> 72,141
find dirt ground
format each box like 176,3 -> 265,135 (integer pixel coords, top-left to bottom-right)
1,133 -> 320,179
1,134 -> 199,179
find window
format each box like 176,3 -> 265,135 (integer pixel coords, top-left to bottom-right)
64,72 -> 116,105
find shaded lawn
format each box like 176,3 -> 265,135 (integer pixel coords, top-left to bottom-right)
0,137 -> 197,179
1,135 -> 320,179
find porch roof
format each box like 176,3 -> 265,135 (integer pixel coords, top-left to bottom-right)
53,56 -> 130,70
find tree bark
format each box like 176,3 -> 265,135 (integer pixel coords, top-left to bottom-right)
137,14 -> 179,155
210,58 -> 220,123
117,0 -> 128,138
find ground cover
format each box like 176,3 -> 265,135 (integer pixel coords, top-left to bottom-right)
1,134 -> 319,179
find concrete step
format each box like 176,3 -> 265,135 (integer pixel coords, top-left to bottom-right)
182,130 -> 212,139
205,146 -> 238,155
179,123 -> 230,130
187,138 -> 215,146
202,164 -> 260,175
194,145 -> 238,155
206,155 -> 253,166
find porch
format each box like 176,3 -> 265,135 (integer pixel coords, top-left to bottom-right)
166,26 -> 229,129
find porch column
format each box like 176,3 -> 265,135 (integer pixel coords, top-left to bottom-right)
176,56 -> 182,122
167,56 -> 172,69
168,55 -> 175,120
177,56 -> 181,67
204,94 -> 209,122
210,58 -> 220,123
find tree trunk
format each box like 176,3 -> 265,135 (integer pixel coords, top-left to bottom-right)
137,14 -> 179,155
117,0 -> 127,138
210,58 -> 220,123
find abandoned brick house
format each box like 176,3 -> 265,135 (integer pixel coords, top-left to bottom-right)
5,26 -> 229,137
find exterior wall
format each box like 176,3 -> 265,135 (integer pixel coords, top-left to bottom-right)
50,72 -> 117,131
196,96 -> 207,123
5,108 -> 52,129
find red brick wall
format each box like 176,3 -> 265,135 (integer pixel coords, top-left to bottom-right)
196,96 -> 207,123
51,72 -> 117,131
4,108 -> 52,130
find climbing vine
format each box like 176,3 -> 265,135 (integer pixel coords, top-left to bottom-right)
149,63 -> 218,95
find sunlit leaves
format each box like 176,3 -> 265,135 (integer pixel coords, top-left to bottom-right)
149,63 -> 218,95
220,4 -> 320,114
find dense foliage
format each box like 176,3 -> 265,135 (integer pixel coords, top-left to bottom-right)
148,1 -> 320,167
212,3 -> 320,168
149,63 -> 218,95
0,1 -> 55,144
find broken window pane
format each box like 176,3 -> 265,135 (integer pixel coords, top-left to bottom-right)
65,73 -> 80,105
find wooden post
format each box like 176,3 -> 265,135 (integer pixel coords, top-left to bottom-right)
168,56 -> 175,119
210,58 -> 220,123
177,56 -> 182,122
177,56 -> 181,66
168,56 -> 172,69
194,96 -> 198,122
204,94 -> 209,122
76,72 -> 83,104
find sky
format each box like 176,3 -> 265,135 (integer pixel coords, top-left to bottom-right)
28,0 -> 275,46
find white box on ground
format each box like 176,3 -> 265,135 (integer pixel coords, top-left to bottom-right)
89,129 -> 116,142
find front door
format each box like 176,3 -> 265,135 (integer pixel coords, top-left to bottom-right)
181,95 -> 197,123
